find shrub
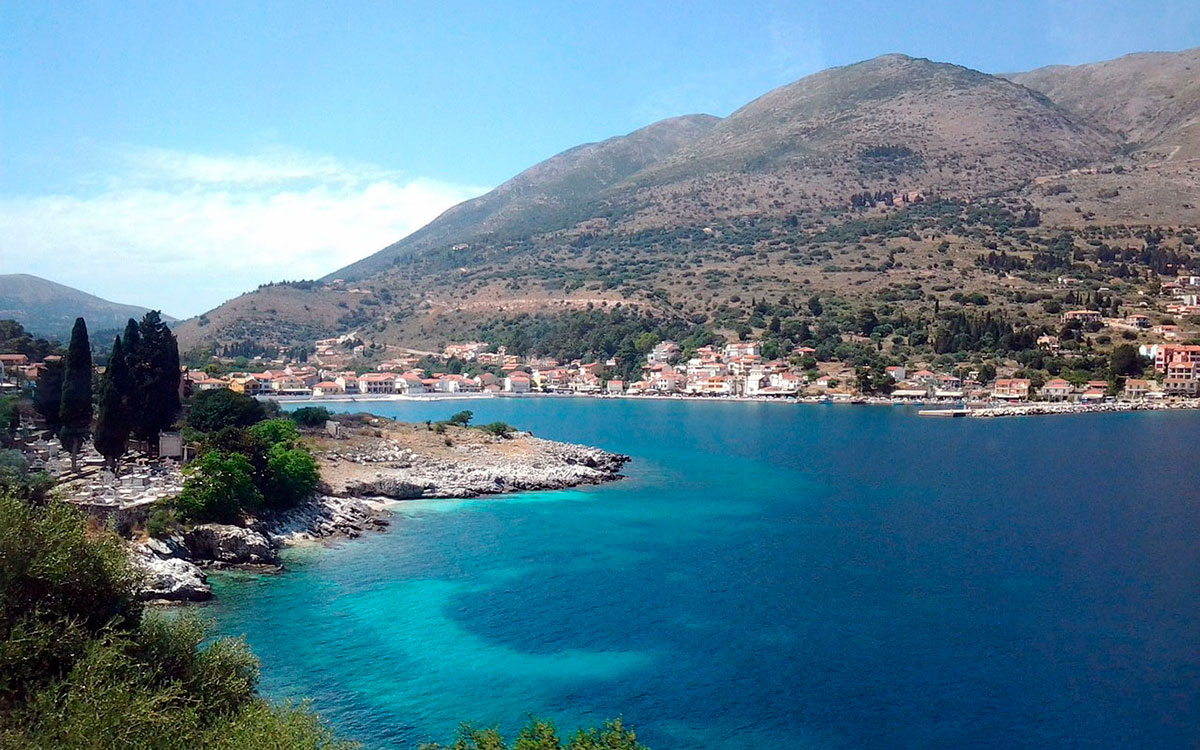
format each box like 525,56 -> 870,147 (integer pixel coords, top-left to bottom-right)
145,508 -> 181,539
420,717 -> 647,750
263,443 -> 320,509
175,451 -> 263,524
188,389 -> 266,432
249,418 -> 300,447
289,406 -> 332,428
479,422 -> 516,438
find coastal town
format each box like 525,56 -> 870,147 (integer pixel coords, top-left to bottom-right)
5,322 -> 1200,411
159,335 -> 1200,406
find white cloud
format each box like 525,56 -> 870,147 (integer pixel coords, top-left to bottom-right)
0,146 -> 488,318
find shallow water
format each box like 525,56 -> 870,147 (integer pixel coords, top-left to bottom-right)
204,399 -> 1200,749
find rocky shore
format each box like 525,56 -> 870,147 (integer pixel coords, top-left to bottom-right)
131,423 -> 628,602
320,435 -> 630,499
962,399 -> 1200,417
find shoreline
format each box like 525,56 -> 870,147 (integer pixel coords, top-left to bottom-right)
936,399 -> 1200,418
134,424 -> 629,604
265,390 -> 1200,417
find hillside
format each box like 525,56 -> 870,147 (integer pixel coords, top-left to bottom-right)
0,274 -> 173,340
333,55 -> 1116,282
174,51 -> 1199,360
1009,47 -> 1200,160
332,114 -> 721,281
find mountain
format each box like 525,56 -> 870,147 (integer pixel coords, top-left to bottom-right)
174,51 -> 1198,357
333,114 -> 721,280
0,274 -> 173,340
1009,47 -> 1200,160
332,54 -> 1116,283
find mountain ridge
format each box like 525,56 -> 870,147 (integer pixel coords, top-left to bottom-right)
0,274 -> 173,340
173,48 -> 1200,355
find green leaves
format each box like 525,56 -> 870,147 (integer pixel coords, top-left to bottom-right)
249,418 -> 299,447
420,718 -> 648,750
264,442 -> 320,509
175,451 -> 263,524
188,389 -> 266,432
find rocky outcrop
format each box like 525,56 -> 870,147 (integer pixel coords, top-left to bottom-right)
258,495 -> 391,545
130,543 -> 211,602
182,524 -> 278,565
326,437 -> 630,500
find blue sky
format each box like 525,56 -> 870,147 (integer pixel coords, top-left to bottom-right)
1,1 -> 1197,316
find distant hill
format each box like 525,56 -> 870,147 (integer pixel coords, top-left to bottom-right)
174,50 -> 1199,357
0,274 -> 173,340
1009,47 -> 1200,160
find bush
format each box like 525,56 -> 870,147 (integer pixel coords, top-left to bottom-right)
420,717 -> 647,750
188,389 -> 266,432
0,490 -> 358,747
263,443 -> 320,509
479,422 -> 516,438
289,407 -> 332,428
145,508 -> 181,539
175,451 -> 263,524
0,449 -> 54,505
0,495 -> 141,704
249,418 -> 299,447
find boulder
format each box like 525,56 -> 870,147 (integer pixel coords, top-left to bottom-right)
182,523 -> 278,565
131,546 -> 211,602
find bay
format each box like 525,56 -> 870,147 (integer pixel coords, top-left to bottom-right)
203,399 -> 1200,749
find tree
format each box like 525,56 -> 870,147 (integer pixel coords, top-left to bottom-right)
188,388 -> 266,432
129,311 -> 181,452
1109,344 -> 1147,378
33,358 -> 64,435
289,406 -> 332,428
94,335 -> 134,471
58,317 -> 93,472
175,451 -> 263,523
448,410 -> 473,426
263,443 -> 320,509
808,294 -> 823,317
248,417 -> 299,446
0,396 -> 19,447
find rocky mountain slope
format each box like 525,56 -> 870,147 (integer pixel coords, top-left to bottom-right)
173,49 -> 1200,356
0,274 -> 173,340
1009,47 -> 1200,160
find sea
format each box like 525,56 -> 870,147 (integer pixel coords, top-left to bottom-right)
202,398 -> 1200,749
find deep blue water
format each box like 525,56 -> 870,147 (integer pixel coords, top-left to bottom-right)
204,399 -> 1200,749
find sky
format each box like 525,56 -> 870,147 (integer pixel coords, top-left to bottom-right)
1,1 -> 1197,318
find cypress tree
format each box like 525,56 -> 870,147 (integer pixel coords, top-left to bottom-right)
131,311 -> 181,455
58,318 -> 93,472
33,359 -> 64,435
94,336 -> 133,471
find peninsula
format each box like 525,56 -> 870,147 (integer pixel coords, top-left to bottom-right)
133,414 -> 629,602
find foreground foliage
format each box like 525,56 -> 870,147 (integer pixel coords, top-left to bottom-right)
420,718 -> 648,750
0,494 -> 355,749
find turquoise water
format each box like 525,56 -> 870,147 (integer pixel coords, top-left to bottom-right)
205,399 -> 1200,748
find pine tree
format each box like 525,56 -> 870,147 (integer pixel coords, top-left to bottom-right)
94,336 -> 133,471
58,318 -> 93,472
